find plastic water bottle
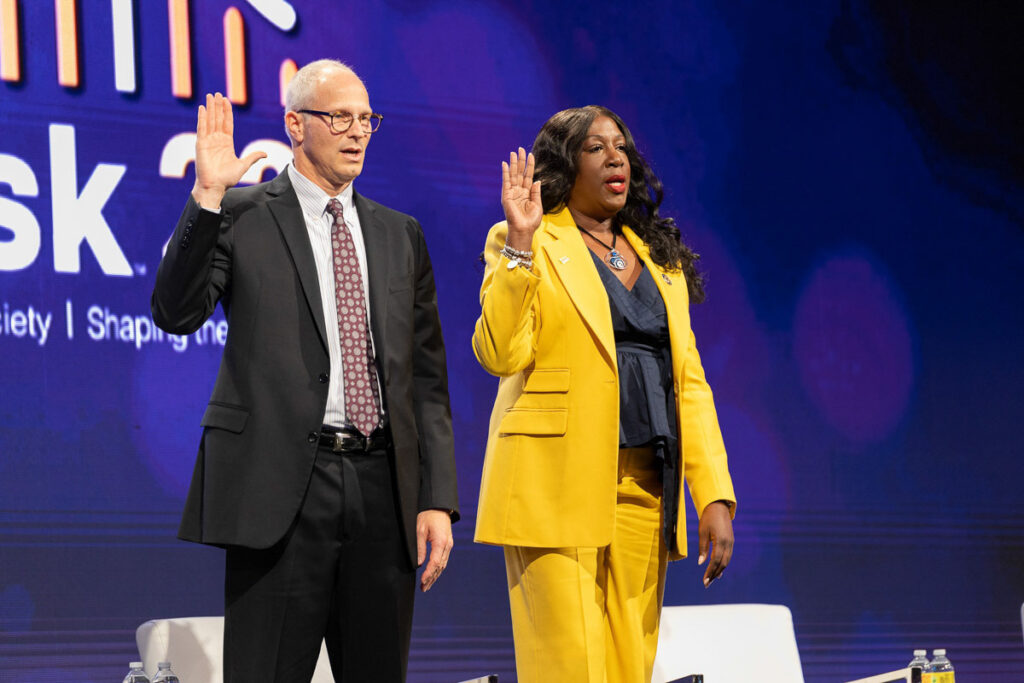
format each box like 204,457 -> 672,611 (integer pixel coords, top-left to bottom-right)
908,649 -> 929,683
922,648 -> 954,683
151,661 -> 180,683
121,662 -> 150,683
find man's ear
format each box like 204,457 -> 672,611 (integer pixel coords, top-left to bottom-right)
285,111 -> 303,145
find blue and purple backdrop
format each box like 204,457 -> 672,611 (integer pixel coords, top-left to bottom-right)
1,1 -> 1022,681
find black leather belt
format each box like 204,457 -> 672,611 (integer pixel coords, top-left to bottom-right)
318,425 -> 389,453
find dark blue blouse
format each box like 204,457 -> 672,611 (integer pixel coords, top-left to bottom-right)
590,250 -> 682,547
589,251 -> 677,449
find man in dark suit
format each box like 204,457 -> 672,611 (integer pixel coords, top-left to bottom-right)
151,59 -> 458,682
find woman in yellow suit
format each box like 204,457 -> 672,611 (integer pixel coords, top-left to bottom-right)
473,106 -> 737,683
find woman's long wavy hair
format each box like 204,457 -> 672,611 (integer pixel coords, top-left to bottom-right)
532,105 -> 705,303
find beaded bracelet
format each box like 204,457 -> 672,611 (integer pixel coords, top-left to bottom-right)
501,241 -> 534,258
500,245 -> 533,270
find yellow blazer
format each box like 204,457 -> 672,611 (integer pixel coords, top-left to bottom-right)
472,207 -> 736,559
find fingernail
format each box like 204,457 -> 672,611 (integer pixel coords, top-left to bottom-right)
698,554 -> 705,565
703,577 -> 710,588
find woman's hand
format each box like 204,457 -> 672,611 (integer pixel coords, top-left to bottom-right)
191,92 -> 267,209
501,147 -> 543,251
697,500 -> 734,588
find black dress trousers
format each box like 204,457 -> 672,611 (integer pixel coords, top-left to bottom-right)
223,441 -> 415,683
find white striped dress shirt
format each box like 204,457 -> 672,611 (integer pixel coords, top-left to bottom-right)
287,164 -> 381,429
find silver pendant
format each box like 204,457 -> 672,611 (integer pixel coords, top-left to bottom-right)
606,250 -> 627,270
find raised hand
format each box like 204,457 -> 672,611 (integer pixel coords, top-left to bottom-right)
192,92 -> 267,209
501,147 -> 543,251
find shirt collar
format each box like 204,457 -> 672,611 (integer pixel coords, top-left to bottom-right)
287,164 -> 356,222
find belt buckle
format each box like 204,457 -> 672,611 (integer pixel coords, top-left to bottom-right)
331,432 -> 366,452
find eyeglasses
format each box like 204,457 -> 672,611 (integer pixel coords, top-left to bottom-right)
298,109 -> 383,134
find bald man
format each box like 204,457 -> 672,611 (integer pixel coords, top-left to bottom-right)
152,59 -> 458,682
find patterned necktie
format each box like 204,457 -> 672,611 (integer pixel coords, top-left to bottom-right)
326,198 -> 381,436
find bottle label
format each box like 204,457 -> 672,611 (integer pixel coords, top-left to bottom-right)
923,673 -> 955,683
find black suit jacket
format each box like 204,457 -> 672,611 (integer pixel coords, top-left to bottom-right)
151,170 -> 458,565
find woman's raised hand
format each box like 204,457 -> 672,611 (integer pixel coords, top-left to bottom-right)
501,147 -> 543,250
192,92 -> 267,209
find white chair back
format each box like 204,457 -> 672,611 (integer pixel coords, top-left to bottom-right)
136,616 -> 333,683
652,603 -> 804,683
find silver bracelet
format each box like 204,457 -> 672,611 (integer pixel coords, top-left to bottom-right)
506,258 -> 533,270
500,245 -> 533,270
501,241 -> 533,258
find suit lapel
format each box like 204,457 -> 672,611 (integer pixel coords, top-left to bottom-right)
353,191 -> 390,365
266,170 -> 329,353
542,208 -> 616,369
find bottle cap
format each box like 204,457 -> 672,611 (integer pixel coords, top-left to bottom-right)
933,649 -> 946,655
913,650 -> 927,655
158,661 -> 171,667
130,662 -> 144,668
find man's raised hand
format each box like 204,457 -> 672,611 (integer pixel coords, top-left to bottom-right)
192,93 -> 267,209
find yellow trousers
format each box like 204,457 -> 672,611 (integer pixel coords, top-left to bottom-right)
504,447 -> 668,683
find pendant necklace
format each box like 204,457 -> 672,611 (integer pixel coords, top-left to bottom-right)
578,226 -> 628,270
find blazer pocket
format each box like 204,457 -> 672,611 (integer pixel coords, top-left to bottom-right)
499,408 -> 568,436
200,402 -> 250,433
523,368 -> 570,393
